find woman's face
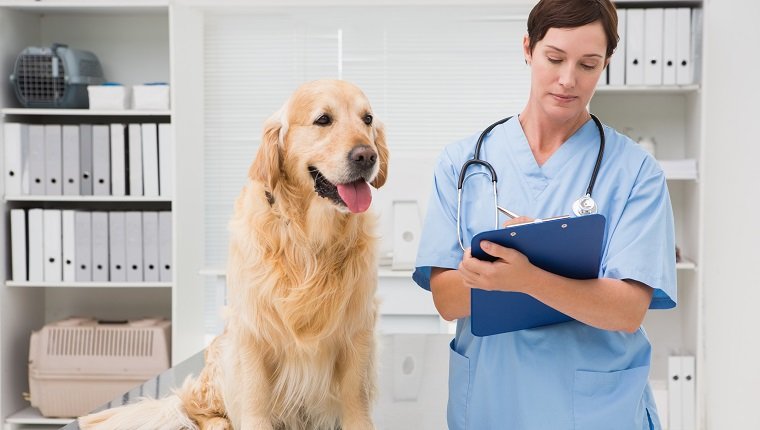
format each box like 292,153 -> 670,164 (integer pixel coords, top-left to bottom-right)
524,21 -> 609,122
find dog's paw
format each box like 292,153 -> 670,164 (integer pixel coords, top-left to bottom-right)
199,417 -> 232,430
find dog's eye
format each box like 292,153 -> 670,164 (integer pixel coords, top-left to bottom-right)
363,114 -> 373,125
314,114 -> 332,126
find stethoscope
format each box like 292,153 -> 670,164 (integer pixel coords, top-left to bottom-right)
456,114 -> 605,250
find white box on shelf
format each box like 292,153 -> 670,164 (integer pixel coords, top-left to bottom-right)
132,84 -> 170,110
87,85 -> 129,110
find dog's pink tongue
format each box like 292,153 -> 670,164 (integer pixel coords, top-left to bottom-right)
337,180 -> 372,213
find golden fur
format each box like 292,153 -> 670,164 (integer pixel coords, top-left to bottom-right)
79,80 -> 388,430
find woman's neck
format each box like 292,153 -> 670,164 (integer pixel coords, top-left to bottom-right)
518,107 -> 591,166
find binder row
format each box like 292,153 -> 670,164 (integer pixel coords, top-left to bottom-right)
601,8 -> 697,86
3,123 -> 173,198
9,209 -> 172,283
668,355 -> 696,430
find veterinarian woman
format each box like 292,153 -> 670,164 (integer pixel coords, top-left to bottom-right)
412,0 -> 676,428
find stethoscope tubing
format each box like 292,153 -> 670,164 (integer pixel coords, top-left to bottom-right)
456,114 -> 605,251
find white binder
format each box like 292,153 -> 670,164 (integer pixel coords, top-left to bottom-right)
128,123 -> 144,196
43,209 -> 62,282
675,8 -> 692,85
609,8 -> 626,86
109,211 -> 127,282
142,123 -> 160,197
62,125 -> 80,195
74,211 -> 92,282
125,211 -> 144,282
158,211 -> 172,282
682,356 -> 696,430
4,123 -> 29,196
28,208 -> 44,282
92,125 -> 111,196
10,209 -> 27,281
142,211 -> 160,281
668,355 -> 683,430
91,211 -> 109,282
662,8 -> 678,85
44,125 -> 63,195
625,8 -> 645,85
158,123 -> 173,197
79,124 -> 94,195
28,125 -> 46,195
644,8 -> 664,85
62,210 -> 76,282
110,124 -> 127,196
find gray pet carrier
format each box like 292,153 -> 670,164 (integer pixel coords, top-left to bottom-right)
9,43 -> 105,108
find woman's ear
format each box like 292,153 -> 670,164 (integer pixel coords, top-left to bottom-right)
370,119 -> 389,189
523,34 -> 532,65
249,110 -> 283,191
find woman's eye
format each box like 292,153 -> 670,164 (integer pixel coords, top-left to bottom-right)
363,114 -> 373,125
314,114 -> 332,126
581,64 -> 596,70
547,57 -> 561,64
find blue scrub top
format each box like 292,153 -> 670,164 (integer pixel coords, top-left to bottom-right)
413,117 -> 676,430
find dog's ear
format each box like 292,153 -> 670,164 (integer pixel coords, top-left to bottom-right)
249,111 -> 283,191
370,120 -> 389,189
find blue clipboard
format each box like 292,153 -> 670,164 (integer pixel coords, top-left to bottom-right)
470,214 -> 606,336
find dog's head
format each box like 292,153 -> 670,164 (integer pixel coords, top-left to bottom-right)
249,80 -> 388,214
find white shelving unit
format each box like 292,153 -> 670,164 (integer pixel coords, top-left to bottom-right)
0,2 -> 205,428
590,6 -> 704,426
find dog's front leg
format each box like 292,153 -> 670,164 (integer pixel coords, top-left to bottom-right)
337,328 -> 376,430
231,339 -> 275,430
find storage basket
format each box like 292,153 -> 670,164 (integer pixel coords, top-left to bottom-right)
28,317 -> 171,418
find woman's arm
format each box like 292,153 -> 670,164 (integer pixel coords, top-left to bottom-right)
430,267 -> 470,321
459,242 -> 653,333
429,217 -> 541,322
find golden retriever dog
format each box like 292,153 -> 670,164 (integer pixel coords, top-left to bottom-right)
79,79 -> 388,430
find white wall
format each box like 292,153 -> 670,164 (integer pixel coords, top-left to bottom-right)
702,0 -> 760,427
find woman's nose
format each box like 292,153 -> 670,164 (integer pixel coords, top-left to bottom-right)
558,64 -> 576,89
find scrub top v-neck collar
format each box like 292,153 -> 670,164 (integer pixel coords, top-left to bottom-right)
502,116 -> 596,199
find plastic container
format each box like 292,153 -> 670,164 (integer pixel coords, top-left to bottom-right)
132,83 -> 170,110
87,84 -> 129,110
28,317 -> 171,417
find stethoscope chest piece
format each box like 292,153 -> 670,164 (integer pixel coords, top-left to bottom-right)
572,194 -> 598,216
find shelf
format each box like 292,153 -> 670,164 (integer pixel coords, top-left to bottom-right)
5,195 -> 171,203
379,268 -> 414,278
660,159 -> 698,181
595,84 -> 700,95
0,1 -> 168,14
1,108 -> 171,117
676,260 -> 697,271
6,281 -> 172,288
5,407 -> 73,426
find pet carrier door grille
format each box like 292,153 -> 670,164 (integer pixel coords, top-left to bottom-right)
15,54 -> 67,105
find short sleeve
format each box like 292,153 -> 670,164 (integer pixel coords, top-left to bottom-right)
412,148 -> 465,291
602,168 -> 677,309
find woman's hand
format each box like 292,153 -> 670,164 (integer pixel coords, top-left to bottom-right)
458,216 -> 540,292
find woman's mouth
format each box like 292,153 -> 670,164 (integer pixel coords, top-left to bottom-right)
550,93 -> 578,103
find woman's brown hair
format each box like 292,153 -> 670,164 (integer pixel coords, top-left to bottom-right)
527,0 -> 619,58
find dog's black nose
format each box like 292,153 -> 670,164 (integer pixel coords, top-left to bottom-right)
348,145 -> 377,171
